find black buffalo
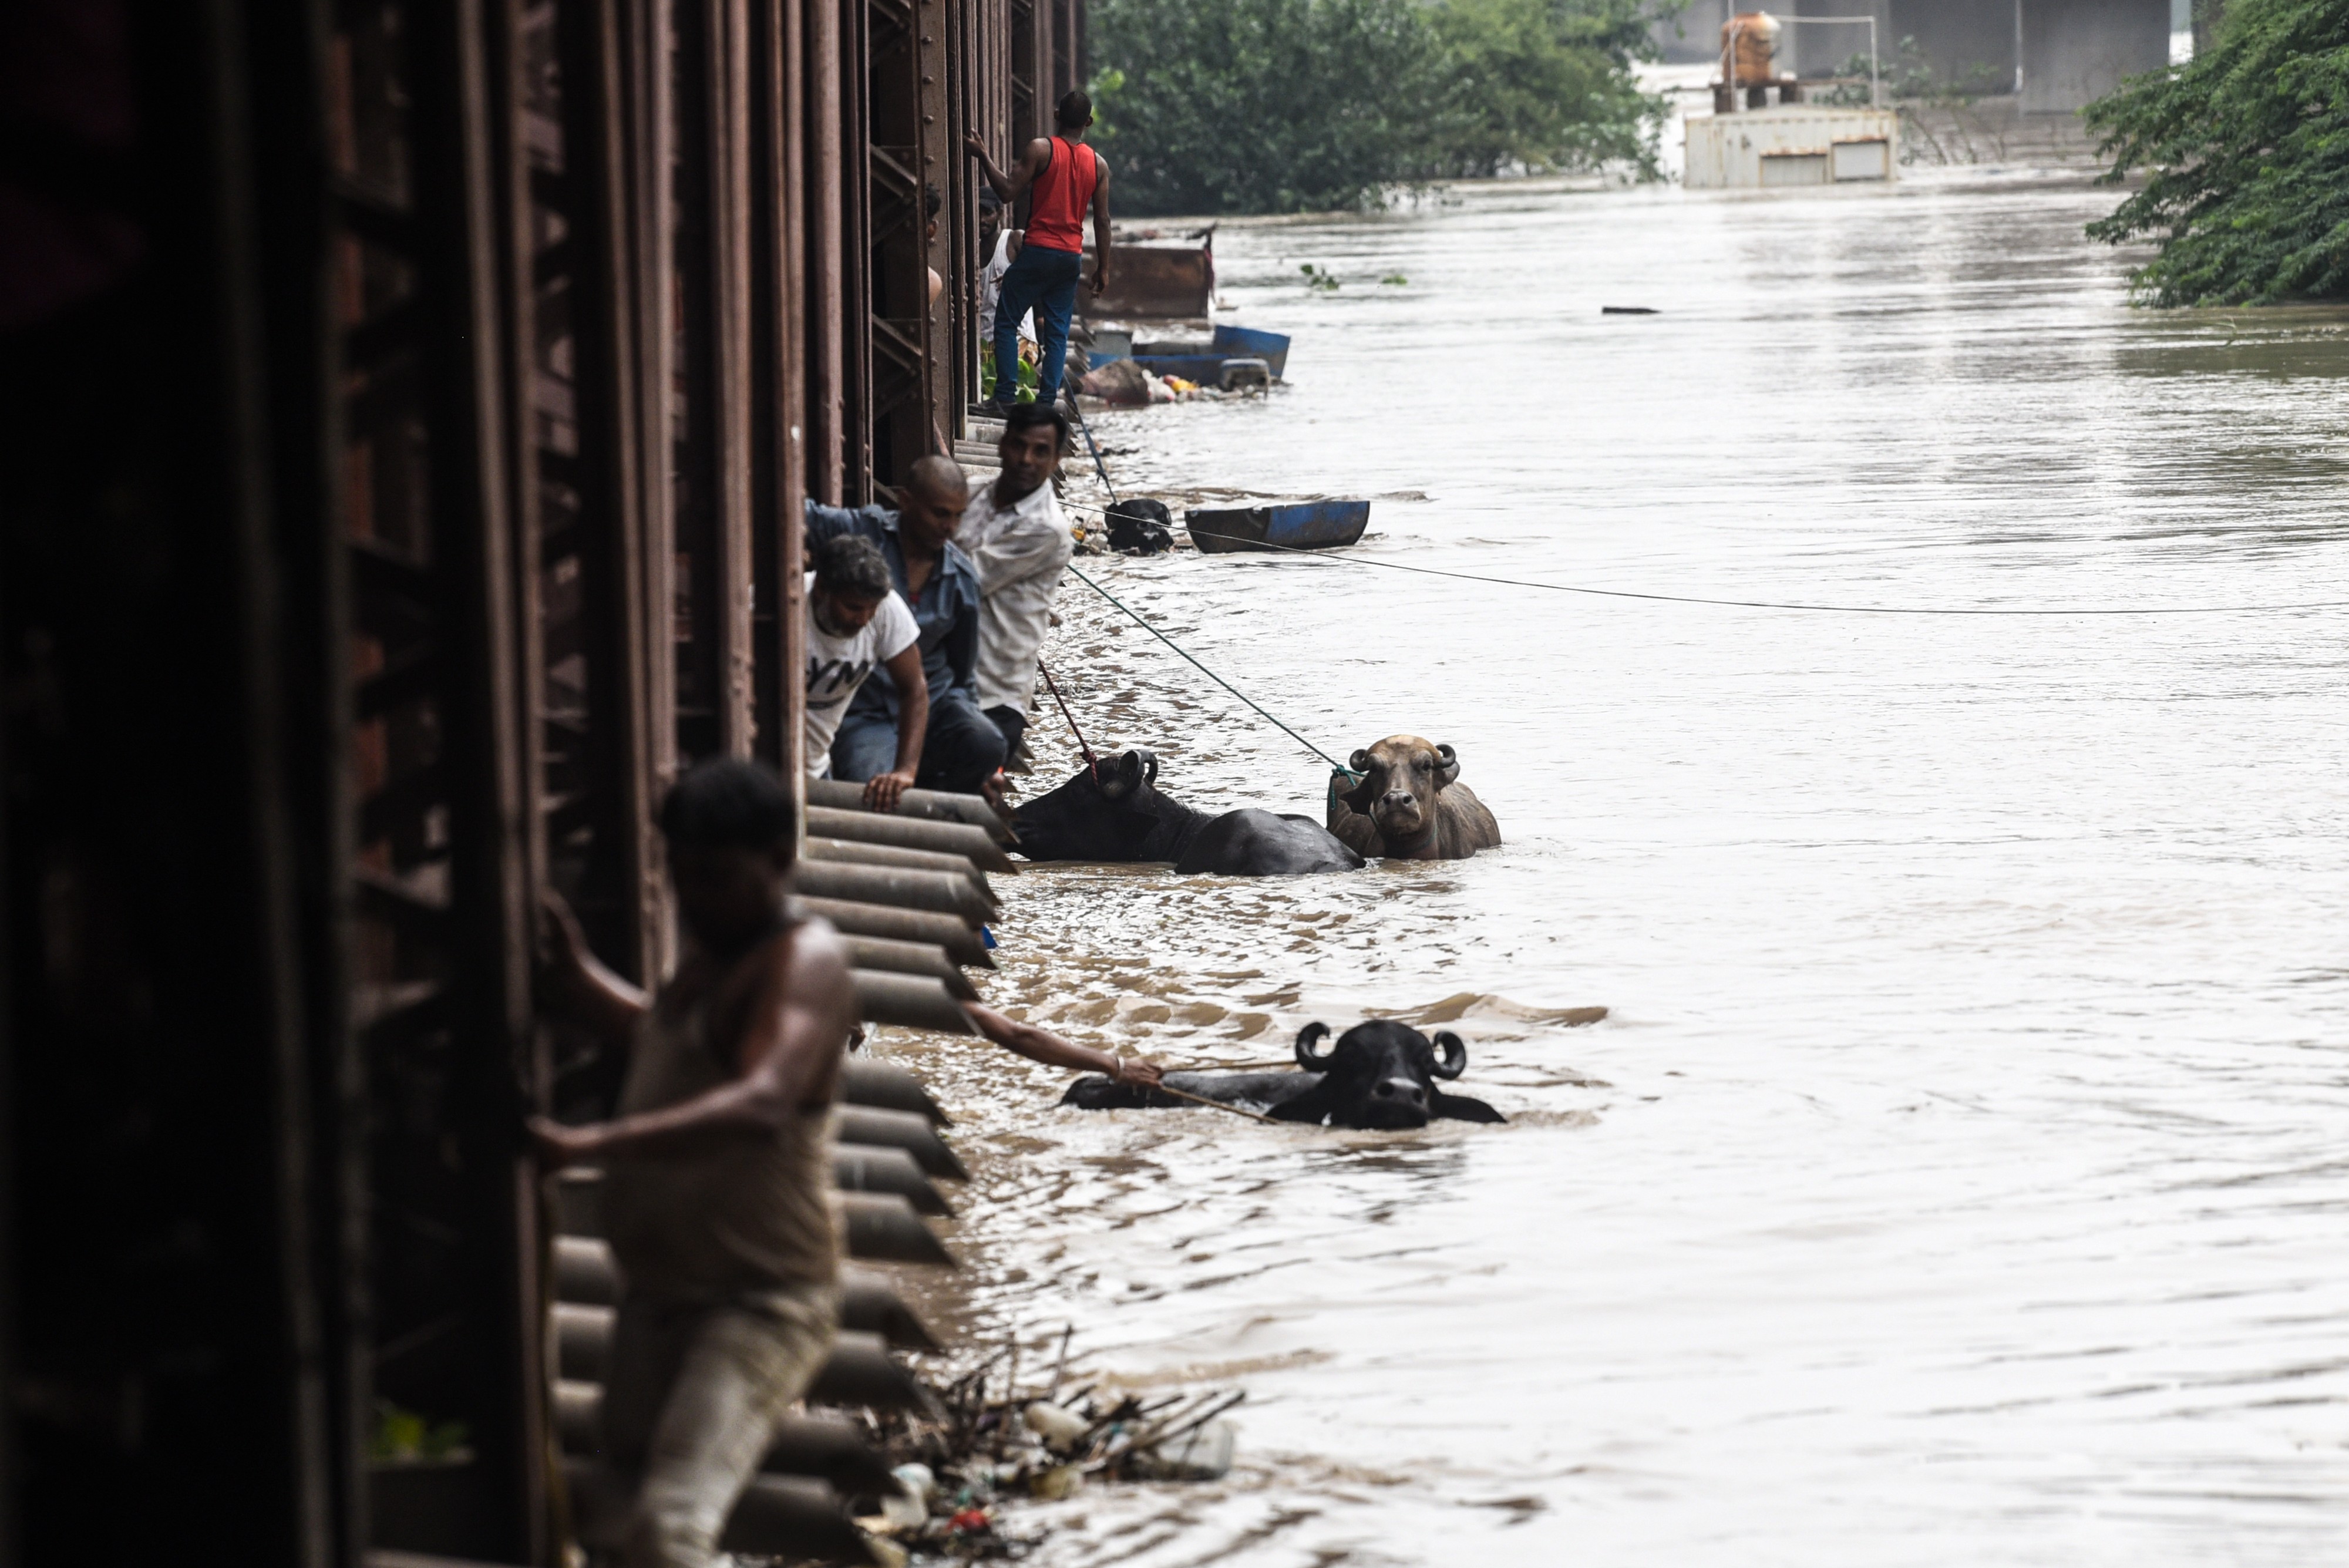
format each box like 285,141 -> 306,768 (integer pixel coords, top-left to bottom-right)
1062,1020 -> 1505,1129
1012,748 -> 1362,876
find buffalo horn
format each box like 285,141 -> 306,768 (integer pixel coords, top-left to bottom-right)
1294,1021 -> 1337,1071
1434,743 -> 1460,788
1430,1029 -> 1468,1079
1099,749 -> 1139,800
1349,748 -> 1371,771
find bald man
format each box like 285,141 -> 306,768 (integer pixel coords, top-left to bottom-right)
803,459 -> 1007,797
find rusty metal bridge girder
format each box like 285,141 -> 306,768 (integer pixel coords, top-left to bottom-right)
4,0 -> 1069,1557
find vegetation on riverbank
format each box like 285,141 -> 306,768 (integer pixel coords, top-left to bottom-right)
1089,0 -> 1664,214
2086,0 -> 2349,305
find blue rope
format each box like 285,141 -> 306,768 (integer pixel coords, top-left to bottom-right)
1057,500 -> 2349,618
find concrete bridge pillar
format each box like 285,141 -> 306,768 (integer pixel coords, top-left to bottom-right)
2017,0 -> 2170,111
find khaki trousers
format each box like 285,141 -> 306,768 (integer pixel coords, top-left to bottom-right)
598,1284 -> 838,1568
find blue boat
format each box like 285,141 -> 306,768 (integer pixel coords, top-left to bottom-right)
1186,499 -> 1370,554
1126,325 -> 1293,387
1210,324 -> 1291,379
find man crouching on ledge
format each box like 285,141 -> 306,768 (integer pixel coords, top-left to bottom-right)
532,758 -> 850,1568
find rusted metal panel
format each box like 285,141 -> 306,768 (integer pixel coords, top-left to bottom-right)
866,0 -> 931,481
714,0 -> 758,759
780,0 -> 813,788
538,0 -> 663,988
750,0 -> 810,778
331,0 -> 551,1553
844,0 -> 876,500
804,0 -> 850,503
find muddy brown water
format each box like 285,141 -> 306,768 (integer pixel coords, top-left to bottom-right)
867,168 -> 2349,1564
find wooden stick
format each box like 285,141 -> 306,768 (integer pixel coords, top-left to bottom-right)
1152,1082 -> 1281,1123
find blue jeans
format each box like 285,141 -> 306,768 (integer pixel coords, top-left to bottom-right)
830,689 -> 1007,795
993,245 -> 1083,406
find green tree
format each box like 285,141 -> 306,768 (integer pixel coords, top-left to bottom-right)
1418,0 -> 1663,179
1092,0 -> 1444,214
1091,0 -> 1664,214
2085,0 -> 2349,305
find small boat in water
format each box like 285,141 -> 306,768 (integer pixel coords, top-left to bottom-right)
1186,499 -> 1370,554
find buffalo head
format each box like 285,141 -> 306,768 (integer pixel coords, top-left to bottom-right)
1010,748 -> 1189,863
1271,1019 -> 1504,1129
1342,735 -> 1461,846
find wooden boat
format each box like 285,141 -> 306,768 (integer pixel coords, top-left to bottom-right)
1186,500 -> 1370,554
1081,235 -> 1214,319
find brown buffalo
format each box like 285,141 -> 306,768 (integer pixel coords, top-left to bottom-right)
1327,735 -> 1500,860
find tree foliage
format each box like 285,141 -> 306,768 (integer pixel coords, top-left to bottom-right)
2085,0 -> 2349,305
1090,0 -> 1664,214
1418,0 -> 1661,179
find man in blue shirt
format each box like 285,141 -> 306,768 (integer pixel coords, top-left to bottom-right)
803,456 -> 1008,797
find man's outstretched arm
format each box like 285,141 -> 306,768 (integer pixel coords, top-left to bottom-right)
532,923 -> 856,1165
965,1001 -> 1161,1086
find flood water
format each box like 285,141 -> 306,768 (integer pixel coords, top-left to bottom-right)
872,166 -> 2349,1564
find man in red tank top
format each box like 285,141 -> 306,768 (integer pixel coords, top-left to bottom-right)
965,89 -> 1113,415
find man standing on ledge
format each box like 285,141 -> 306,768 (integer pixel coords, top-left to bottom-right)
531,759 -> 853,1568
965,89 -> 1111,414
955,401 -> 1073,772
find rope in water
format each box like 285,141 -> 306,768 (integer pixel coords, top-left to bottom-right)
1061,561 -> 1353,773
1040,410 -> 1354,775
1055,499 -> 2349,618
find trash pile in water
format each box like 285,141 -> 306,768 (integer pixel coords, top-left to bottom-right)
1077,356 -> 1241,406
851,1334 -> 1244,1562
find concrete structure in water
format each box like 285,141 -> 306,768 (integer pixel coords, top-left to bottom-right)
1655,0 -> 2172,112
1685,105 -> 1901,189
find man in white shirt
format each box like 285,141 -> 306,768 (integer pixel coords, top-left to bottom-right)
803,534 -> 926,809
954,401 -> 1073,769
976,191 -> 1032,346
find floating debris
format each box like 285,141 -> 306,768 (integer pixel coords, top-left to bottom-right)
849,1331 -> 1246,1560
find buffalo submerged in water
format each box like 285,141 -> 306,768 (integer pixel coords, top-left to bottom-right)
1064,1021 -> 1505,1129
1011,747 -> 1361,875
1327,734 -> 1501,861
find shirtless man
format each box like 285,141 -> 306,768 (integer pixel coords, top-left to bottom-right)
531,758 -> 851,1568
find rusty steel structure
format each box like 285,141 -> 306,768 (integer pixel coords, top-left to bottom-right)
0,0 -> 1085,1563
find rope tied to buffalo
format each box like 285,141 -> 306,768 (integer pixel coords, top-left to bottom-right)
1036,660 -> 1102,785
1060,561 -> 1357,777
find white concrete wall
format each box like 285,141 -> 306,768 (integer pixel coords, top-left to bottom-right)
1684,105 -> 1901,188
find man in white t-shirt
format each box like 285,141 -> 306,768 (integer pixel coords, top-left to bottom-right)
804,534 -> 926,809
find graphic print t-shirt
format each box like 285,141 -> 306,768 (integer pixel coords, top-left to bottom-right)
803,573 -> 918,775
